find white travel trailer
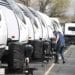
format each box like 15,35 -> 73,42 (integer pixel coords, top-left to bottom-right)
18,3 -> 43,40
65,23 -> 75,36
64,23 -> 75,44
0,0 -> 34,72
28,8 -> 55,58
18,4 -> 53,59
29,7 -> 50,40
50,18 -> 63,34
17,4 -> 45,58
36,11 -> 49,40
36,11 -> 55,39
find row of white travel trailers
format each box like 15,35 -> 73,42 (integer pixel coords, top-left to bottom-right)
0,1 -> 63,72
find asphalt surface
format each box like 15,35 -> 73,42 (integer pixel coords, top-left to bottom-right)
49,45 -> 75,75
4,45 -> 75,75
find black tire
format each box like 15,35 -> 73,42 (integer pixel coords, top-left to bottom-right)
43,41 -> 50,54
8,42 -> 25,71
0,48 -> 5,60
24,44 -> 33,58
1,50 -> 9,63
33,40 -> 43,58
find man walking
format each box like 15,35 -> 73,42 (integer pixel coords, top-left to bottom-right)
53,30 -> 65,64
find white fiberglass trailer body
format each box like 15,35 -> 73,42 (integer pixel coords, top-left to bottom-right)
0,9 -> 7,46
36,11 -> 49,40
36,11 -> 54,39
0,5 -> 28,43
64,23 -> 75,44
50,18 -> 63,34
65,23 -> 75,36
29,8 -> 50,40
18,3 -> 43,40
0,1 -> 29,43
24,15 -> 34,40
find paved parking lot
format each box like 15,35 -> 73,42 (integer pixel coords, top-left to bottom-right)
48,45 -> 75,75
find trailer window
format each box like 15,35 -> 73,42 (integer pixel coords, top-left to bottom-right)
34,20 -> 38,28
68,27 -> 75,31
41,20 -> 45,27
52,20 -> 59,30
13,5 -> 26,24
53,20 -> 59,27
15,10 -> 26,24
29,9 -> 45,27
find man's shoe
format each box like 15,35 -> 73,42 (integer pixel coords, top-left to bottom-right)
63,61 -> 66,64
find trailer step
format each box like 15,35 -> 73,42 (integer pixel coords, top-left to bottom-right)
0,68 -> 5,75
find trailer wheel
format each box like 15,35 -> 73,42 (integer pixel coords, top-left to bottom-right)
8,42 -> 24,72
33,40 -> 43,59
0,48 -> 5,64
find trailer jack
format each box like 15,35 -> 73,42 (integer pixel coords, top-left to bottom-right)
23,57 -> 37,75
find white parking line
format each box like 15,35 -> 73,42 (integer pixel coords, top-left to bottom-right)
44,48 -> 70,75
64,49 -> 69,54
44,63 -> 55,75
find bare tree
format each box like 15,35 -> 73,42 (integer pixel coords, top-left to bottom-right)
16,0 -> 70,17
38,0 -> 70,17
50,0 -> 70,17
39,0 -> 51,12
18,0 -> 30,6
